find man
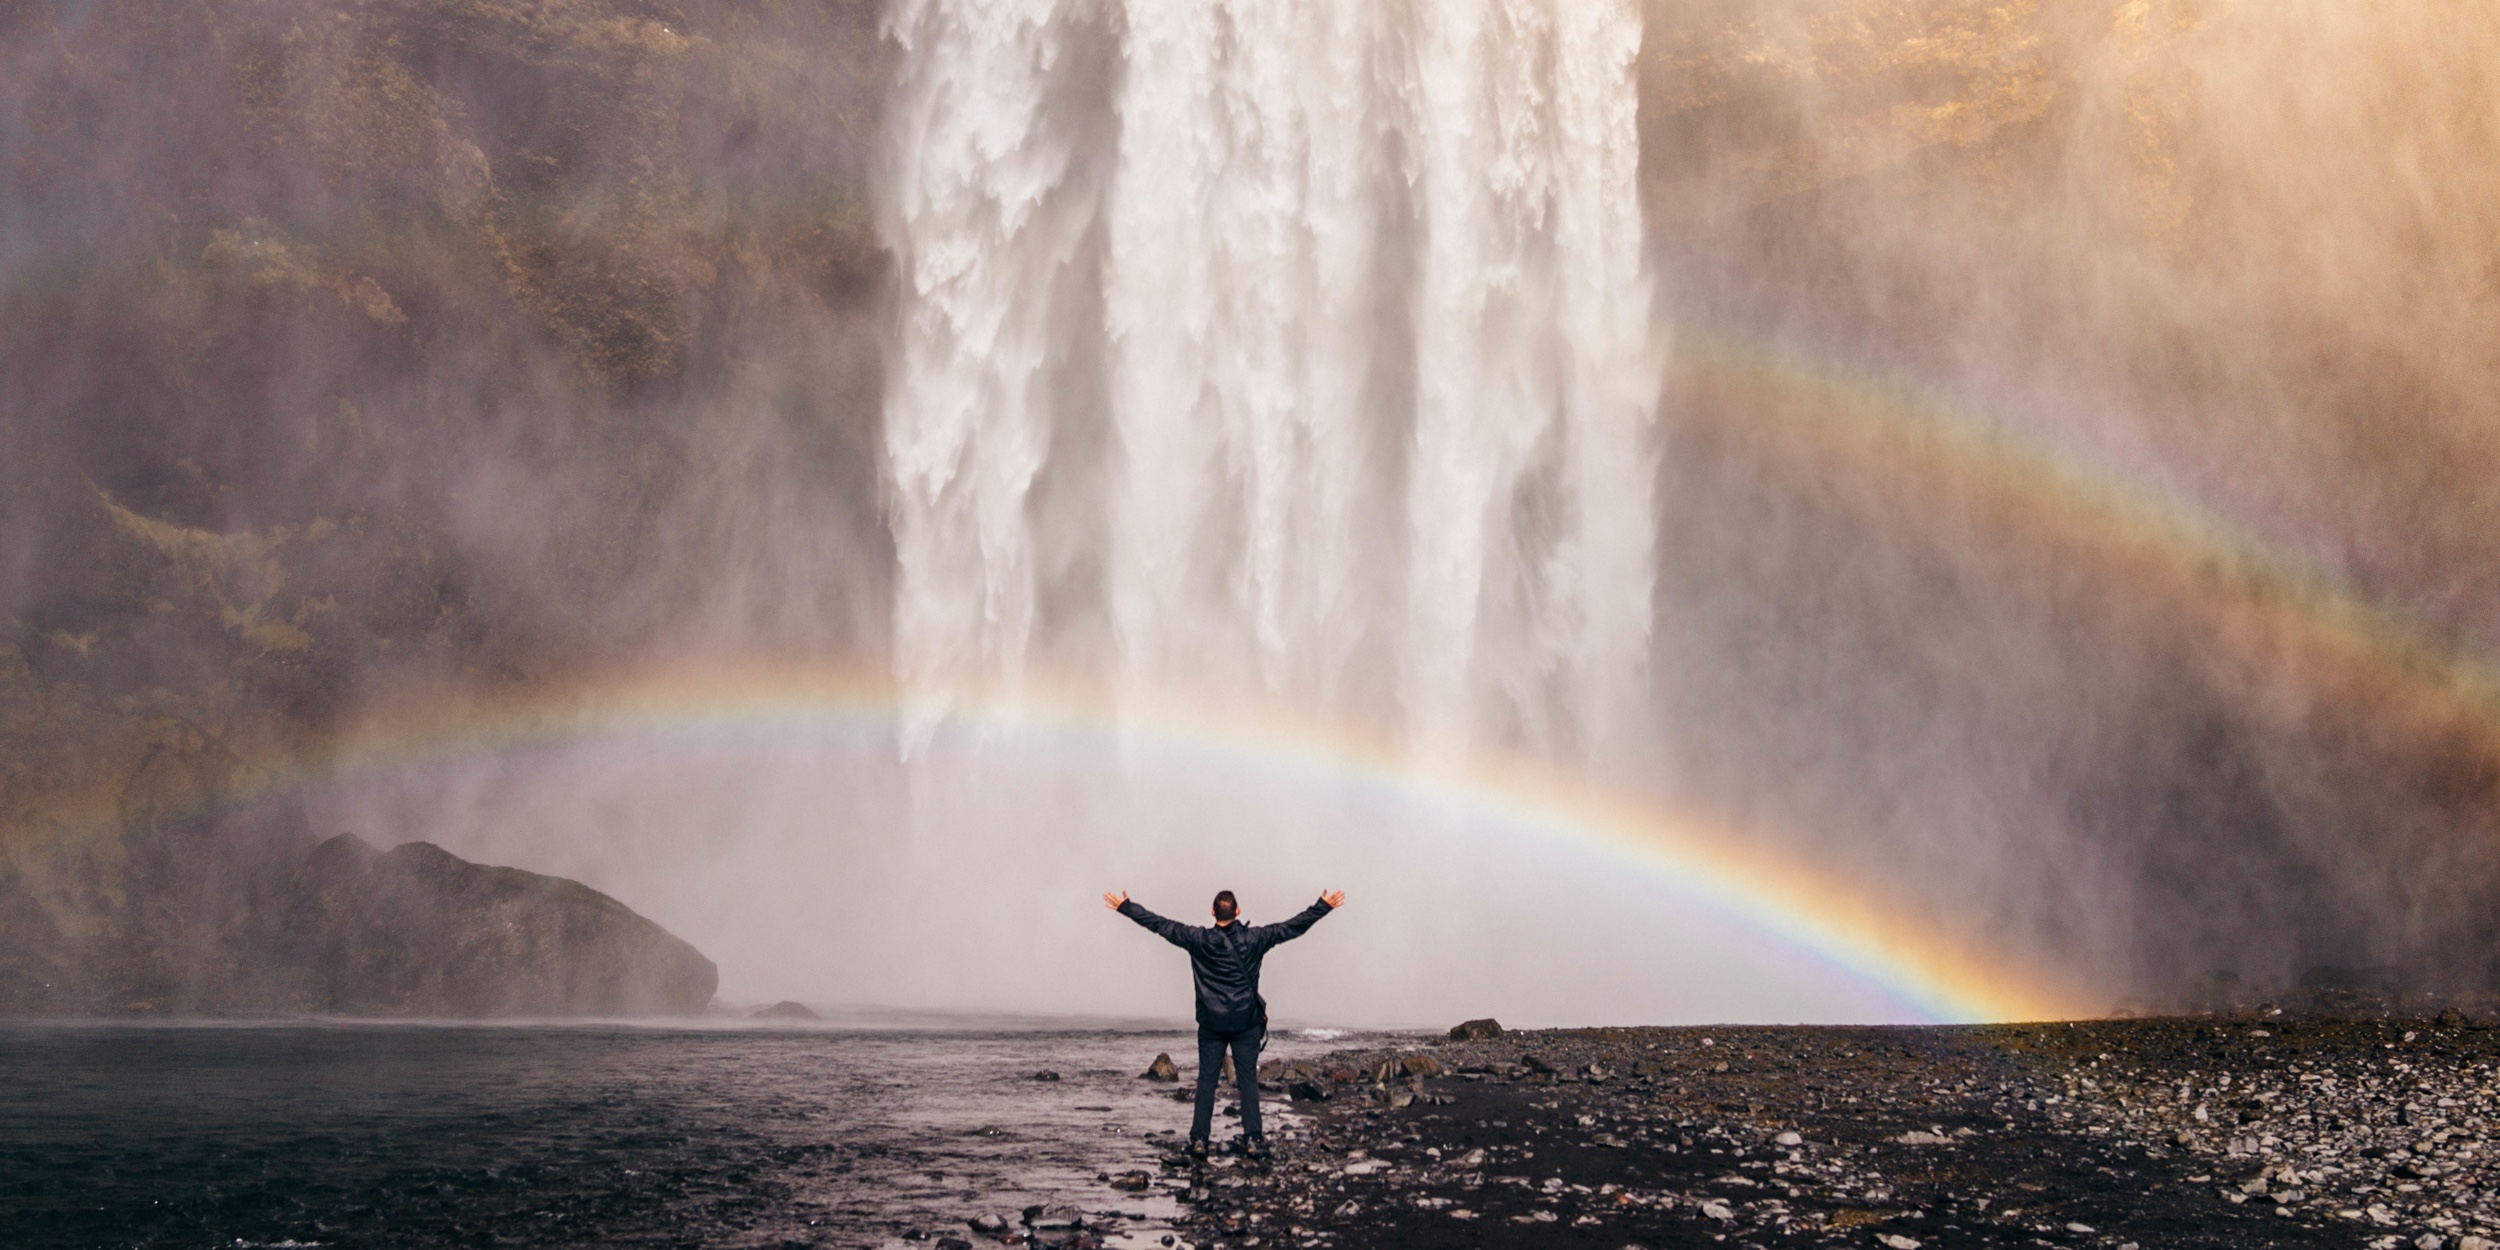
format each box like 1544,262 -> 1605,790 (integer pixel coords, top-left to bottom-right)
1105,886 -> 1345,1160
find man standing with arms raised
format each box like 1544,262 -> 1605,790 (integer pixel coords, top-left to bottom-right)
1105,887 -> 1345,1160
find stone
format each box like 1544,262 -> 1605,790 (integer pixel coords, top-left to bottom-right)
1143,1053 -> 1180,1081
1775,1131 -> 1803,1146
751,1000 -> 818,1020
967,1214 -> 1010,1235
1448,1018 -> 1504,1041
0,731 -> 717,1017
1877,1237 -> 1923,1250
1109,1170 -> 1152,1191
936,1240 -> 973,1250
1402,1054 -> 1443,1078
275,835 -> 717,1015
1031,1070 -> 1062,1081
1289,1079 -> 1332,1102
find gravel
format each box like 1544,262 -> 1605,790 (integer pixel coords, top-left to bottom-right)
1077,1017 -> 2500,1249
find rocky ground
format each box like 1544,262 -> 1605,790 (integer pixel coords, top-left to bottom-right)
977,1014 -> 2500,1250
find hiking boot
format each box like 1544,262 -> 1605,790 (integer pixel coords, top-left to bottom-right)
1244,1135 -> 1273,1162
1184,1137 -> 1211,1161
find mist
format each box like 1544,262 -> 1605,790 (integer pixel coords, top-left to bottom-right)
7,0 -> 2500,1023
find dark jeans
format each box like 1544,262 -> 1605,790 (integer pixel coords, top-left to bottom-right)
1190,1025 -> 1265,1142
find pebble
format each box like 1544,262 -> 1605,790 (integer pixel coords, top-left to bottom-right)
1111,1016 -> 2500,1248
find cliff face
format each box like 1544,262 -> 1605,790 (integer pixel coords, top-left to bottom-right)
1,0 -> 877,1014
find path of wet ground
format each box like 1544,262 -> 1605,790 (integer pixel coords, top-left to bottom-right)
1110,1018 -> 2500,1250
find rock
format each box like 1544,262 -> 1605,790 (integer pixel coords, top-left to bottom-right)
1031,1070 -> 1062,1081
1521,1054 -> 1557,1075
1290,1079 -> 1332,1102
1143,1052 -> 1180,1081
967,1214 -> 1011,1235
1401,1054 -> 1442,1078
1895,1130 -> 1954,1145
936,1239 -> 973,1250
0,717 -> 719,1017
274,835 -> 718,1015
1775,1131 -> 1803,1146
1877,1236 -> 1923,1250
1449,1017 -> 1504,1040
1108,1170 -> 1152,1191
751,1000 -> 818,1020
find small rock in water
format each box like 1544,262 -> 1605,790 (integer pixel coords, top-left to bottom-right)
967,1214 -> 1010,1235
750,1000 -> 819,1020
1877,1236 -> 1923,1250
936,1239 -> 973,1250
1142,1053 -> 1180,1082
1031,1070 -> 1062,1081
1448,1017 -> 1504,1041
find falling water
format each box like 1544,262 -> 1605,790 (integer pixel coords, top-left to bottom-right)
885,0 -> 1658,759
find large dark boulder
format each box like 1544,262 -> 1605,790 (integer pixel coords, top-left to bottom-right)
0,721 -> 715,1016
274,834 -> 716,1017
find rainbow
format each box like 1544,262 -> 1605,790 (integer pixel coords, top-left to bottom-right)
17,322 -> 2500,1028
1669,323 -> 2500,768
271,662 -> 2096,1025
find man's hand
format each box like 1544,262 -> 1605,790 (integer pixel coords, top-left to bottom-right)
1321,890 -> 1346,909
1104,890 -> 1129,910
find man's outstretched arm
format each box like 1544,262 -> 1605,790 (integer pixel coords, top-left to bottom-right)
1106,891 -> 1197,948
1255,890 -> 1344,949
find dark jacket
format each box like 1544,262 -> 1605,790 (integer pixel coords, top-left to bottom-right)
1119,896 -> 1335,1033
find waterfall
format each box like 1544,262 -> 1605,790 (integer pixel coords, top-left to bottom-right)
884,0 -> 1658,759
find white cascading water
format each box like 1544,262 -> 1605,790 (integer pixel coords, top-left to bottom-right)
1103,3 -> 1386,710
1400,1 -> 1659,755
885,0 -> 1658,760
880,0 -> 1095,737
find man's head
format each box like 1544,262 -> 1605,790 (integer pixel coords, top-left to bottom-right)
1212,890 -> 1238,925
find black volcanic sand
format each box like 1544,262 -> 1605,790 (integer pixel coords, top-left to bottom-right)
1120,1019 -> 2500,1250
